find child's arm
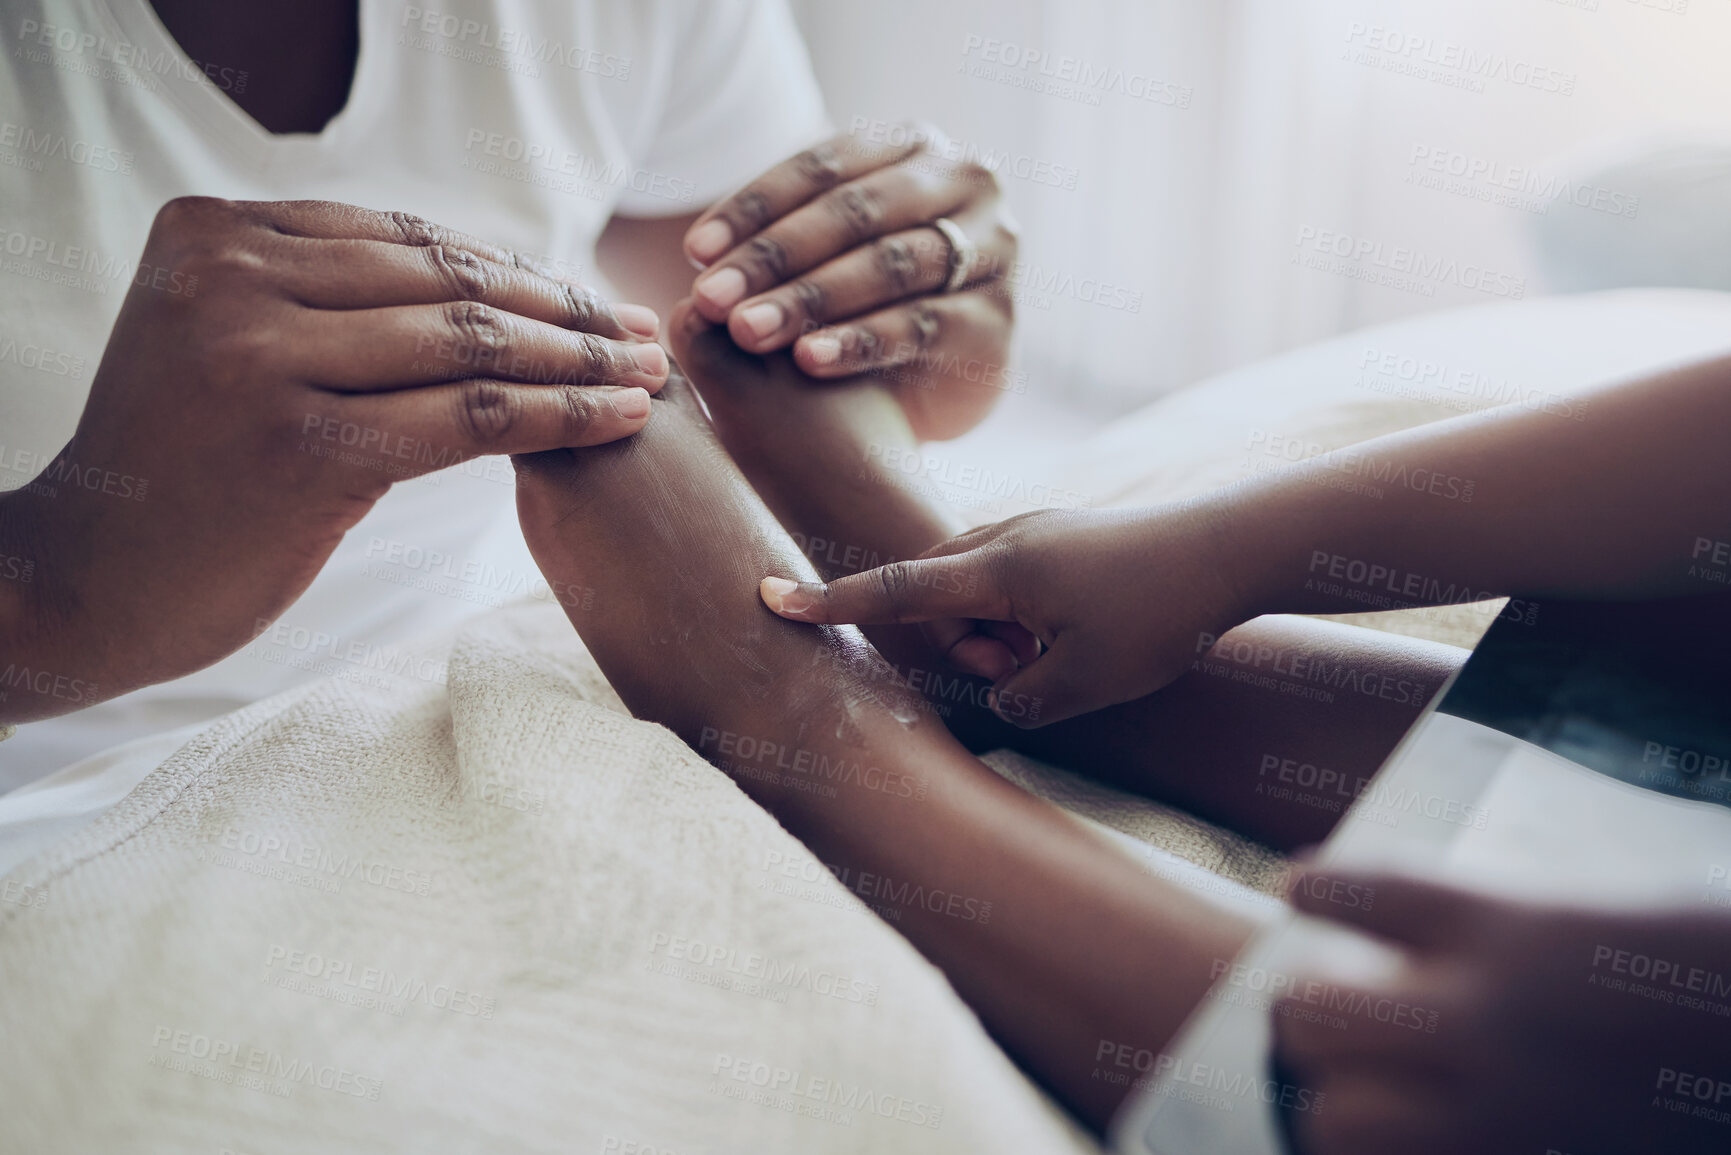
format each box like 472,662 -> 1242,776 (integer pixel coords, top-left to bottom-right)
763,352 -> 1731,726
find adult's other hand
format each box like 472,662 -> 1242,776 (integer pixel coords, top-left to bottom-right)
0,197 -> 669,721
684,124 -> 1018,441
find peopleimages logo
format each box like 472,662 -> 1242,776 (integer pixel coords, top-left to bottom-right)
15,18 -> 249,93
958,35 -> 1193,109
647,932 -> 880,1006
150,1025 -> 383,1100
400,8 -> 631,79
711,1054 -> 945,1129
263,945 -> 496,1018
1405,145 -> 1639,219
1,226 -> 199,297
461,129 -> 695,205
1342,22 -> 1577,96
208,826 -> 439,897
0,120 -> 133,174
1294,226 -> 1525,300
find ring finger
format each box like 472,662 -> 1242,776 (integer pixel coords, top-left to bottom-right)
727,217 -> 1011,356
691,165 -> 973,323
723,226 -> 949,352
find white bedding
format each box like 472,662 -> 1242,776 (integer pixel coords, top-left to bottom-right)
3,288 -> 1730,1152
0,595 -> 1232,1154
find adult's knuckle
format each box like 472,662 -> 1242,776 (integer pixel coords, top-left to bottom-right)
873,236 -> 920,295
787,278 -> 828,324
571,331 -> 619,383
555,386 -> 598,437
875,560 -> 917,615
823,183 -> 883,245
793,143 -> 848,189
558,281 -> 605,331
446,300 -> 509,365
175,242 -> 263,288
150,198 -> 253,279
744,234 -> 791,281
431,245 -> 491,301
455,378 -> 520,446
152,195 -> 230,237
908,300 -> 942,350
732,189 -> 773,233
388,210 -> 443,248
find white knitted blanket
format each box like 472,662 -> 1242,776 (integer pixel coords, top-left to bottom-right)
4,595 -> 1263,1154
7,289 -> 1726,1153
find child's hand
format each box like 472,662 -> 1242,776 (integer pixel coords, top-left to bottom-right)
1276,868 -> 1731,1155
758,505 -> 1254,727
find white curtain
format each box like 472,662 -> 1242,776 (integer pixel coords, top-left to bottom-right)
790,0 -> 1731,416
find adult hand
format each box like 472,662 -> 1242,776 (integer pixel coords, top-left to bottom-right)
1276,868 -> 1731,1155
758,505 -> 1254,727
683,124 -> 1018,441
0,197 -> 669,722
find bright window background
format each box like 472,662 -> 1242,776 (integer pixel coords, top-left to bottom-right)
790,0 -> 1731,435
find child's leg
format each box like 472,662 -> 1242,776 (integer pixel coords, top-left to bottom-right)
514,358 -> 1265,1131
670,309 -> 1465,851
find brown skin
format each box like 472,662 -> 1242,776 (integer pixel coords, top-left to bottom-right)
0,198 -> 669,723
1,5 -> 1016,719
1281,871 -> 1731,1155
654,308 -> 1731,1149
674,304 -> 1462,852
723,323 -> 1731,1149
511,327 -> 1263,1132
767,354 -> 1731,726
147,0 -> 359,135
683,126 -> 1019,440
42,9 -> 1724,1147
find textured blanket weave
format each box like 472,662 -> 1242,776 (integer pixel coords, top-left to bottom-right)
0,601 -> 1110,1153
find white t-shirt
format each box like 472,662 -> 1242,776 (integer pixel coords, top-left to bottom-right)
0,0 -> 829,788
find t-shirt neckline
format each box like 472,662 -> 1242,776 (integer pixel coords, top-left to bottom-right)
97,0 -> 380,171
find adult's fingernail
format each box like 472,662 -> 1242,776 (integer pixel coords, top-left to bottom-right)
628,342 -> 669,378
737,301 -> 784,342
760,576 -> 821,619
614,303 -> 659,338
803,335 -> 842,367
696,266 -> 747,312
687,219 -> 732,265
609,387 -> 651,420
